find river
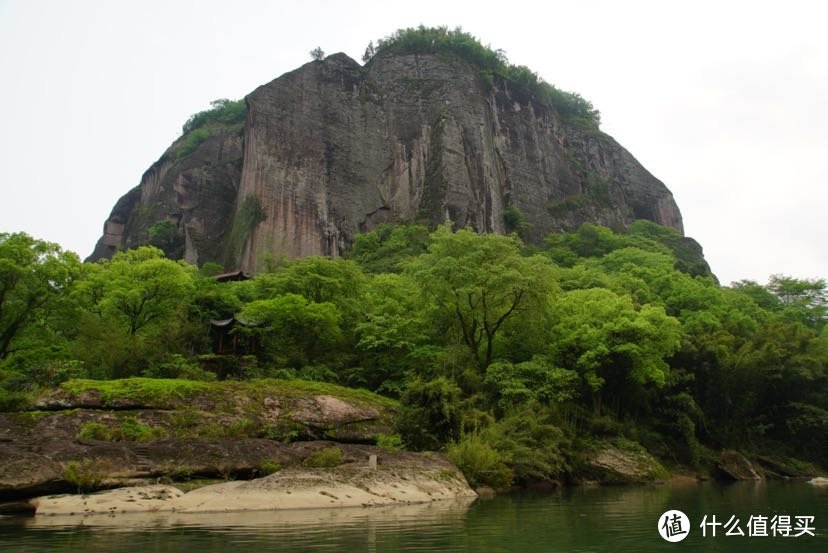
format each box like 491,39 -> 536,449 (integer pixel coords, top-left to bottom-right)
1,481 -> 825,552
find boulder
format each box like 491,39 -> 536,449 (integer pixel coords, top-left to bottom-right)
584,445 -> 668,484
715,450 -> 762,480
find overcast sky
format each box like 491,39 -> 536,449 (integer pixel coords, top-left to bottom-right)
1,0 -> 825,285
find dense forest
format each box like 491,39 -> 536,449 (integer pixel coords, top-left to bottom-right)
2,220 -> 825,487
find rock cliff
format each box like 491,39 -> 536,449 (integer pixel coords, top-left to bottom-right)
90,51 -> 685,272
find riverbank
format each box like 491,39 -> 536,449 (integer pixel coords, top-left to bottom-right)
1,377 -> 822,514
31,458 -> 476,516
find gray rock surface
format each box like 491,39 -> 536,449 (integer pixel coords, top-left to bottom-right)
584,445 -> 668,484
715,450 -> 762,480
90,52 -> 686,271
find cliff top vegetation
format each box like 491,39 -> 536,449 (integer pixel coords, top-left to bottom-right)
370,26 -> 601,129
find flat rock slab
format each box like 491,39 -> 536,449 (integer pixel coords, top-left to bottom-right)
33,485 -> 184,515
31,465 -> 476,516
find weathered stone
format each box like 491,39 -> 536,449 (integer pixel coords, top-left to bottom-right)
89,51 -> 691,272
0,384 -> 396,500
88,128 -> 243,265
291,395 -> 380,426
715,450 -> 762,480
755,455 -> 818,478
30,451 -> 476,515
584,446 -> 668,484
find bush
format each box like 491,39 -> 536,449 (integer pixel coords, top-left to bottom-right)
26,360 -> 86,387
258,459 -> 282,475
78,417 -> 161,442
181,99 -> 246,135
0,370 -> 28,392
0,389 -> 28,411
303,447 -> 344,468
63,460 -> 105,494
447,434 -> 513,488
176,128 -> 210,159
148,221 -> 184,258
143,355 -> 216,381
374,26 -> 600,128
503,204 -> 530,238
119,417 -> 157,441
376,433 -> 403,451
396,377 -> 464,450
482,405 -> 570,482
225,418 -> 262,438
76,421 -> 111,440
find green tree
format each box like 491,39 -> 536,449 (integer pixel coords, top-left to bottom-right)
310,47 -> 325,61
78,247 -> 195,336
254,257 -> 367,327
362,40 -> 376,63
407,227 -> 555,370
148,220 -> 184,259
767,274 -> 826,328
548,288 -> 681,414
353,273 -> 425,393
349,224 -> 430,274
485,356 -> 579,411
397,376 -> 465,450
0,233 -> 80,361
73,247 -> 195,376
238,293 -> 342,368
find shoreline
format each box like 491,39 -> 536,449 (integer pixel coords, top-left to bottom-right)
30,463 -> 477,517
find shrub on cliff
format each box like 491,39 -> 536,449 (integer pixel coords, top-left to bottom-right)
373,26 -> 600,128
181,98 -> 246,135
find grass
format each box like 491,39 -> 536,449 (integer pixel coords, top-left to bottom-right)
32,377 -> 399,442
76,417 -> 165,441
303,447 -> 344,468
60,378 -> 214,408
258,459 -> 282,475
56,377 -> 398,410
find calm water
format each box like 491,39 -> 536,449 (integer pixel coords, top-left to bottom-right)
1,481 -> 825,552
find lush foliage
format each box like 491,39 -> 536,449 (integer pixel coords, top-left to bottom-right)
371,26 -> 601,128
177,99 -> 247,160
0,233 -> 80,363
181,99 -> 247,135
2,223 -> 825,484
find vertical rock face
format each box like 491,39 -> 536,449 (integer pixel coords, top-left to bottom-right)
89,129 -> 243,265
89,52 -> 685,271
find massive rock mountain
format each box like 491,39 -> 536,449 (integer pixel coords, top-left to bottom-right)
89,51 -> 686,271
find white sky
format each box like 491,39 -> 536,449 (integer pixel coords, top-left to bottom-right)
0,0 -> 825,285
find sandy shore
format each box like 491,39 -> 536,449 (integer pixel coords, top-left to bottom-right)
31,464 -> 477,516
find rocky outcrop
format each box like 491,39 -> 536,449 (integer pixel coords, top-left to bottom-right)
31,455 -> 475,515
580,442 -> 668,484
90,50 -> 687,271
714,450 -> 762,480
0,379 -> 397,501
89,127 -> 243,265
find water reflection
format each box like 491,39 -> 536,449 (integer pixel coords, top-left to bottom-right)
24,497 -> 477,529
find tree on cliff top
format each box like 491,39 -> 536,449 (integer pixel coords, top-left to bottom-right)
310,47 -> 325,61
373,26 -> 600,128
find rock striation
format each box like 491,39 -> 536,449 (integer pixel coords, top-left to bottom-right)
90,51 -> 686,272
